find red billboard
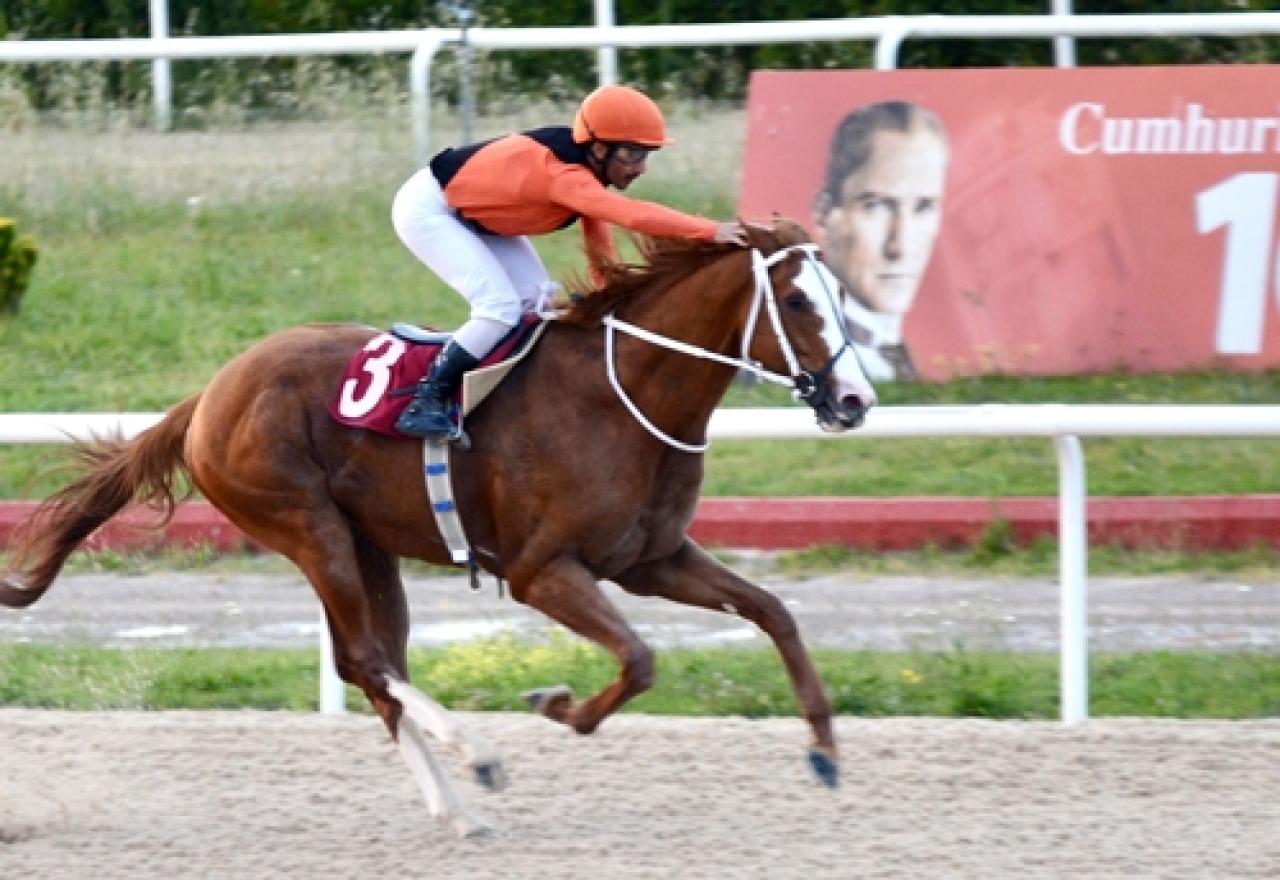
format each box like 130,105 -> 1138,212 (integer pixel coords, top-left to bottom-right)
739,66 -> 1280,380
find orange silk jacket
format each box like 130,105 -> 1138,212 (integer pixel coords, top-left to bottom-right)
430,126 -> 717,271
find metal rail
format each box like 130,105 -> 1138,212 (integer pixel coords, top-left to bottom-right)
4,14 -> 1278,159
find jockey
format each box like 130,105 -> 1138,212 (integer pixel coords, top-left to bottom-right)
390,84 -> 748,438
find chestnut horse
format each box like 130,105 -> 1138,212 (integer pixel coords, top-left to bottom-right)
1,220 -> 875,837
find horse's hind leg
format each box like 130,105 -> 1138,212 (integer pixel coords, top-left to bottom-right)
511,556 -> 654,735
613,540 -> 839,788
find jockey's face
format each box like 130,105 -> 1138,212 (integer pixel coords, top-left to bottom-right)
591,142 -> 654,190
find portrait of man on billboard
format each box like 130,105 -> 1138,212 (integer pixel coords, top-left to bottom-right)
813,100 -> 950,381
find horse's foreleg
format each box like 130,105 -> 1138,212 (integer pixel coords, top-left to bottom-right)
512,557 -> 654,735
613,540 -> 839,787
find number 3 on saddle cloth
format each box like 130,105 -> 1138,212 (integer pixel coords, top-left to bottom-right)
328,314 -> 546,436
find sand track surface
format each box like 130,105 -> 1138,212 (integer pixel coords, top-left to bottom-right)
1,709 -> 1277,879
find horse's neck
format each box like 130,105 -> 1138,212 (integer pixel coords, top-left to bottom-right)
606,258 -> 752,426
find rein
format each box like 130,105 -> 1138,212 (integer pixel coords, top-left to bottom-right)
601,243 -> 849,454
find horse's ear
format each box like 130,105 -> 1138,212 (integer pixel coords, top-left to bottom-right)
740,213 -> 811,251
772,215 -> 811,246
739,217 -> 774,251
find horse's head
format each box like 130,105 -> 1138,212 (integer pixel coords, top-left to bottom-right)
556,219 -> 876,440
741,219 -> 877,431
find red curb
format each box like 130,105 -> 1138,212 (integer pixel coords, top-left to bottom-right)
690,496 -> 1280,551
4,496 -> 1280,553
0,501 -> 264,554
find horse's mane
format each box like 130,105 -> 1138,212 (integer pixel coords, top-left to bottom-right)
555,217 -> 813,327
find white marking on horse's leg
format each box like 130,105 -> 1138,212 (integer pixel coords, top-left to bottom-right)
387,677 -> 508,790
396,716 -> 494,839
396,716 -> 447,816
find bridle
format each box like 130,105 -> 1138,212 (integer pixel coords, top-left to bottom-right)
600,243 -> 857,453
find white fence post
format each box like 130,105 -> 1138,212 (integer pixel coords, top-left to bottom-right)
1055,434 -> 1088,724
410,31 -> 454,168
148,0 -> 171,130
319,609 -> 346,714
594,0 -> 617,86
1051,0 -> 1077,68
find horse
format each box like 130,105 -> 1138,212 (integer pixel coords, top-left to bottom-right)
0,219 -> 876,838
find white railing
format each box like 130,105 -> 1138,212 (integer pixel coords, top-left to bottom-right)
4,14 -> 1280,160
5,404 -> 1280,722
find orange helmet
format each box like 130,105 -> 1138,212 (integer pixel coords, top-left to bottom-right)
571,85 -> 673,147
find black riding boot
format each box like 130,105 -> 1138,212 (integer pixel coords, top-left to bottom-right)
395,340 -> 482,438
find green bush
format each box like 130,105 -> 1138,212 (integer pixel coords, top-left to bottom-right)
0,217 -> 38,315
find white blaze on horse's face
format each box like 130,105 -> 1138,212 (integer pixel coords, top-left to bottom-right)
791,255 -> 879,429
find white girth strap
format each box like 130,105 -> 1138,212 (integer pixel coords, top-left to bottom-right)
423,439 -> 471,565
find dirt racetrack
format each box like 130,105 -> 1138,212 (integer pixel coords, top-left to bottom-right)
1,709 -> 1277,879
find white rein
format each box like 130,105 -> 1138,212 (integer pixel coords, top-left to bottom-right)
601,244 -> 821,454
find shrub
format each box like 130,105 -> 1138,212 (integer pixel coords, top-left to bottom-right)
0,217 -> 38,315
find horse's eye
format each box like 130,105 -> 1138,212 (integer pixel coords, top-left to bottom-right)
784,293 -> 808,313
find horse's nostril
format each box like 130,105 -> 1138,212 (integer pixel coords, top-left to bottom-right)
839,395 -> 868,428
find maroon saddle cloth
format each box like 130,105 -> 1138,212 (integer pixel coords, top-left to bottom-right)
328,315 -> 542,437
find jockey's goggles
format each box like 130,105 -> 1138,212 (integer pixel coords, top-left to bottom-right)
610,143 -> 657,166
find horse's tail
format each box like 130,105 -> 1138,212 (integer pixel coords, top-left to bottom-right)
0,394 -> 200,609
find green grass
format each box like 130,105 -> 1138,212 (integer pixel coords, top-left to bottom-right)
2,639 -> 1277,718
762,537 -> 1280,579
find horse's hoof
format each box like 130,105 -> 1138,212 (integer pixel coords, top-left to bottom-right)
521,684 -> 573,718
472,760 -> 509,792
807,747 -> 839,789
451,813 -> 496,840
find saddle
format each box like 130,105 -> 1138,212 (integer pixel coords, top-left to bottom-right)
388,322 -> 451,346
328,315 -> 546,437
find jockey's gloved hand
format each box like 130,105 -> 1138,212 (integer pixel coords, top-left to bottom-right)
713,221 -> 748,247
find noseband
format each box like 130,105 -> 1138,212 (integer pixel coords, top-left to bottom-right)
600,243 -> 857,453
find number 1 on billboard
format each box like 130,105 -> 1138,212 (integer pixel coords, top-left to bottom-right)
1196,172 -> 1280,355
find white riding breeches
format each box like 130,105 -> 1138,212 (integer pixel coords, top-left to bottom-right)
392,168 -> 558,355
